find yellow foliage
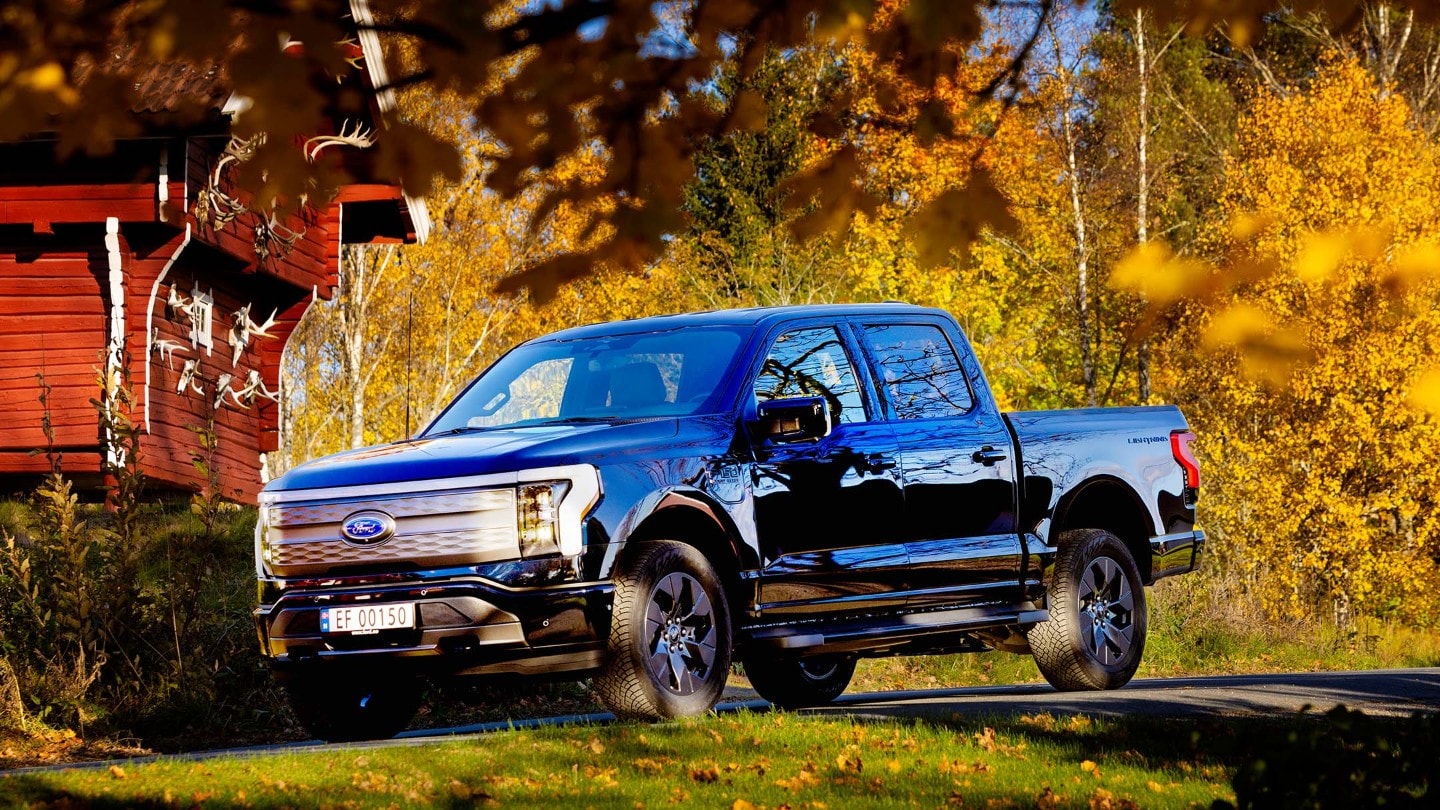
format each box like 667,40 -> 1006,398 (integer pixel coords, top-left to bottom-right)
1111,242 -> 1212,306
1184,56 -> 1440,625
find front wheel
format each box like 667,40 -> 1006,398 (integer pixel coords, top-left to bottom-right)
743,654 -> 855,709
1027,528 -> 1147,691
594,541 -> 733,719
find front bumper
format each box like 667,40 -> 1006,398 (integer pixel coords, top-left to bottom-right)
1150,529 -> 1205,581
255,569 -> 613,677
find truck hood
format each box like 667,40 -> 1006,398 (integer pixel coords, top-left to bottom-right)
266,418 -> 688,492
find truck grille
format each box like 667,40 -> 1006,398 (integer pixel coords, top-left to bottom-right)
265,488 -> 520,577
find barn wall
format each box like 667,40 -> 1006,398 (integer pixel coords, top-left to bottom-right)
131,233 -> 310,501
0,234 -> 106,468
1,133 -> 401,503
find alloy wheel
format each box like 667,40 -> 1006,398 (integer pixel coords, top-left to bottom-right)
643,571 -> 717,695
1077,555 -> 1135,665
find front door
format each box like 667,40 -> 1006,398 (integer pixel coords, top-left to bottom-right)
749,325 -> 908,617
856,320 -> 1022,610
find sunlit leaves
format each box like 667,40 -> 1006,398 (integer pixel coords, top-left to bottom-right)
1176,55 -> 1440,626
1409,368 -> 1440,415
1110,242 -> 1212,307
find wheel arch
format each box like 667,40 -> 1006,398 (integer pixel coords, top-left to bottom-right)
1051,475 -> 1156,582
612,488 -> 755,617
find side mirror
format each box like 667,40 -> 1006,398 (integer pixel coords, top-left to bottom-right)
753,396 -> 832,443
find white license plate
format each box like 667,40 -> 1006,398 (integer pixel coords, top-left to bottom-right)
320,603 -> 415,635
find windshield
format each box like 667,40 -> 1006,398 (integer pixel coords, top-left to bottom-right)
423,327 -> 749,434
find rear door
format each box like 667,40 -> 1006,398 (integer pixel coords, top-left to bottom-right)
748,323 -> 909,618
853,318 -> 1023,609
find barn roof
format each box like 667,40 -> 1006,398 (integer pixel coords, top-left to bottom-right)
65,0 -> 429,243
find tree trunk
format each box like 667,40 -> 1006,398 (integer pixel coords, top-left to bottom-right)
337,245 -> 399,449
1135,7 -> 1152,404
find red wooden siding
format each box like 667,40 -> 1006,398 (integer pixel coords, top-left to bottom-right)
2,132 -> 409,502
0,247 -> 105,454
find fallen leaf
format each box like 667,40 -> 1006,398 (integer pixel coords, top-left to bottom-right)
690,766 -> 719,783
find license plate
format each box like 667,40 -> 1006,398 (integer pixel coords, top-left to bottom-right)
321,603 -> 415,635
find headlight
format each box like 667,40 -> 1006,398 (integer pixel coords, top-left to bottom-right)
256,505 -> 274,566
517,481 -> 569,558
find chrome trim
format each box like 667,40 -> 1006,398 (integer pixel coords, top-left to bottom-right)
1150,529 -> 1204,580
266,488 -> 518,577
257,465 -> 603,576
262,471 -> 516,504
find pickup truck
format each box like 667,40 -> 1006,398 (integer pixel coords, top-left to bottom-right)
254,304 -> 1203,741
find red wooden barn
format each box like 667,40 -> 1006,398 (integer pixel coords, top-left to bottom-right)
0,9 -> 426,502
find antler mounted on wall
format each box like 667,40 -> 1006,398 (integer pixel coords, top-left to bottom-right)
213,372 -> 234,409
176,359 -> 205,396
232,369 -> 281,408
253,212 -> 307,262
151,326 -> 188,369
196,134 -> 264,231
303,120 -> 376,161
165,285 -> 192,321
229,304 -> 279,366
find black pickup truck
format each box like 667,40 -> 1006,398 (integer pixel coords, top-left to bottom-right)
254,304 -> 1203,741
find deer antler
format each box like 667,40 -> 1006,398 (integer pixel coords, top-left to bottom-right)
229,305 -> 281,366
303,120 -> 375,161
232,369 -> 281,407
165,286 -> 192,320
151,327 -> 188,369
176,359 -> 205,395
204,134 -> 264,227
213,372 -> 234,409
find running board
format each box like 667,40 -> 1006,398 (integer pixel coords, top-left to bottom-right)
744,605 -> 1049,653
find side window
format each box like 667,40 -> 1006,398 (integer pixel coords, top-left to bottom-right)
754,327 -> 866,424
862,323 -> 974,419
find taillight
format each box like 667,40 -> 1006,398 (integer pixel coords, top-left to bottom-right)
1170,430 -> 1200,489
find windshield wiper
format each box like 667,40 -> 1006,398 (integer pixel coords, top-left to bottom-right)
425,425 -> 489,437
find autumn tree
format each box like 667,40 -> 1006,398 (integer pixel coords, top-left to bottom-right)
13,0 -> 1432,299
1163,57 -> 1440,625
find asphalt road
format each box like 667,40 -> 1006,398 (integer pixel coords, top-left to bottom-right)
5,668 -> 1437,776
809,667 -> 1440,722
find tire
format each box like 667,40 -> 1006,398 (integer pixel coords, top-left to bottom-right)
1027,528 -> 1147,692
594,541 -> 733,720
743,654 -> 855,709
282,669 -> 423,742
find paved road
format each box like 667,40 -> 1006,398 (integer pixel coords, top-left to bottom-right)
5,668 -> 1437,775
809,667 -> 1440,723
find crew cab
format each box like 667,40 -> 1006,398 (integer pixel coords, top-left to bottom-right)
254,304 -> 1203,740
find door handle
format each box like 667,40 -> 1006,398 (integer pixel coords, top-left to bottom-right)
972,447 -> 1008,466
865,453 -> 898,471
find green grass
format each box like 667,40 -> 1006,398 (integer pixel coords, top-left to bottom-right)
8,708 -> 1435,808
1,711 -> 1247,808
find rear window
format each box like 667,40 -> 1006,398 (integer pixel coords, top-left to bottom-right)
861,323 -> 974,419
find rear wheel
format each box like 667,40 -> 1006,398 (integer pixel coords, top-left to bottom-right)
1027,528 -> 1147,691
281,669 -> 422,742
594,541 -> 732,719
743,654 -> 855,709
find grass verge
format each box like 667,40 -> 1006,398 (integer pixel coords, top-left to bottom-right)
5,707 -> 1435,808
0,711 -> 1238,808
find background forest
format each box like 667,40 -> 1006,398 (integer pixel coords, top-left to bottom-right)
285,3 -> 1440,632
5,1 -> 1440,759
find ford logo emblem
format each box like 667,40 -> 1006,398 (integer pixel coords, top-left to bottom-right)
340,510 -> 396,546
